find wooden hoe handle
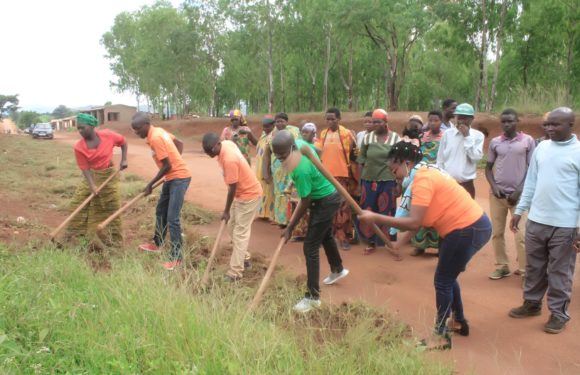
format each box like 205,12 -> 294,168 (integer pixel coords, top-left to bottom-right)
299,145 -> 399,256
200,220 -> 227,286
96,179 -> 164,233
50,169 -> 121,240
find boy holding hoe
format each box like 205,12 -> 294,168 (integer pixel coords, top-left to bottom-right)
272,130 -> 349,313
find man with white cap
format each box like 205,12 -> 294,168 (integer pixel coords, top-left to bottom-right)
436,103 -> 484,198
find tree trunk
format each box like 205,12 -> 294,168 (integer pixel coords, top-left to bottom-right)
347,42 -> 354,111
267,4 -> 274,113
387,50 -> 399,111
565,29 -> 575,106
475,0 -> 488,111
280,59 -> 286,112
322,29 -> 332,111
488,0 -> 508,112
309,70 -> 316,112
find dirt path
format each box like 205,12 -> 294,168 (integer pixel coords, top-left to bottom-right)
55,131 -> 580,375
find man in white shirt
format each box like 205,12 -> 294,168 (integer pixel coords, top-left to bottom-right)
437,103 -> 484,198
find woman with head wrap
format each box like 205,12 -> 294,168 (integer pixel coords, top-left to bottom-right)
262,112 -> 301,227
65,113 -> 128,246
355,109 -> 400,255
220,109 -> 257,165
255,116 -> 276,221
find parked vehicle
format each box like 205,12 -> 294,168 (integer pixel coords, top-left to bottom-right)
31,123 -> 54,139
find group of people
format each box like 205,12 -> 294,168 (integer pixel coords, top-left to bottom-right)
66,102 -> 579,351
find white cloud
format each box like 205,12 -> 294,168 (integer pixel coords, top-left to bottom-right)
2,0 -> 180,112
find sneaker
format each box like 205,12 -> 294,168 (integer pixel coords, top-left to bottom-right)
341,240 -> 351,251
411,248 -> 425,256
163,260 -> 182,270
139,243 -> 160,253
323,268 -> 349,285
509,301 -> 542,318
293,297 -> 321,313
544,314 -> 567,334
489,266 -> 511,280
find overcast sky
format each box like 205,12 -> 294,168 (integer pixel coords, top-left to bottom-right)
3,0 -> 179,112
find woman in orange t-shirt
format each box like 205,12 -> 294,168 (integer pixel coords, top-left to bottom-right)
66,113 -> 128,246
358,140 -> 491,350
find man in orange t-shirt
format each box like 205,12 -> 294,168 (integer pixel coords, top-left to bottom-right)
131,112 -> 192,271
315,107 -> 357,250
202,132 -> 263,280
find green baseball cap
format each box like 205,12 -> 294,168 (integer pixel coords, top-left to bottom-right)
454,103 -> 475,117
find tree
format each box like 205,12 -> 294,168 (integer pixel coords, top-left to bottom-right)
17,111 -> 40,129
350,0 -> 435,111
52,105 -> 73,119
0,95 -> 19,120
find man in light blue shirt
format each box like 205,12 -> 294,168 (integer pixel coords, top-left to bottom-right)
509,107 -> 580,334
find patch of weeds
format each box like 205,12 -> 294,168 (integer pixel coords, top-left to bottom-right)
182,204 -> 215,225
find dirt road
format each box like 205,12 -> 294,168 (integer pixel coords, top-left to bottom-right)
55,126 -> 580,375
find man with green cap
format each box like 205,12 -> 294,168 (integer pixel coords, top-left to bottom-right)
66,113 -> 128,246
437,103 -> 484,198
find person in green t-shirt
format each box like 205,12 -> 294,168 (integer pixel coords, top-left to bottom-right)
272,130 -> 350,313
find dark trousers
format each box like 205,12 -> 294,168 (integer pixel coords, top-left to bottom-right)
459,180 -> 476,199
524,220 -> 577,321
304,191 -> 344,299
434,214 -> 491,334
153,177 -> 191,260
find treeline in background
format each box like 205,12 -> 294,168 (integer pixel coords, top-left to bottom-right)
101,0 -> 580,117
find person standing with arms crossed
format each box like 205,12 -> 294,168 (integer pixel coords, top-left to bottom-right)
316,107 -> 357,250
509,107 -> 580,334
486,109 -> 535,280
131,113 -> 192,271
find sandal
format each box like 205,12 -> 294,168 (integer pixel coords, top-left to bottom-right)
448,318 -> 469,336
417,333 -> 452,351
363,245 -> 376,255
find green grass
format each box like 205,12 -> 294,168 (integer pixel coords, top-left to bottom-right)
503,85 -> 577,115
0,245 -> 449,374
0,135 -> 450,374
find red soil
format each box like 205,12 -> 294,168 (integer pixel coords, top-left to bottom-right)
48,113 -> 580,374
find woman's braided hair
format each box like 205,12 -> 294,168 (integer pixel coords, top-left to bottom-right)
386,140 -> 423,164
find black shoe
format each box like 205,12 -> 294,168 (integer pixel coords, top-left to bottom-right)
509,301 -> 542,318
244,260 -> 252,270
544,314 -> 567,334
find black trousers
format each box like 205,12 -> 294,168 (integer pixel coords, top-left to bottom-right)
304,191 -> 344,299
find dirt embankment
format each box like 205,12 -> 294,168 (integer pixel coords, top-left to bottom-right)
106,111 -> 578,153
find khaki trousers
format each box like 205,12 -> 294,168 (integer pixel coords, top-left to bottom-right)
489,194 -> 527,271
227,197 -> 260,278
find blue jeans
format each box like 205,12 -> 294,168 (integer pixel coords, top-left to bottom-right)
153,177 -> 191,260
434,214 -> 492,334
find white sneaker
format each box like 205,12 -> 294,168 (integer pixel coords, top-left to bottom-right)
323,268 -> 350,285
293,297 -> 321,313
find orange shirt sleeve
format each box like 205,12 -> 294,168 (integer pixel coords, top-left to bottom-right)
411,171 -> 435,207
222,159 -> 239,185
